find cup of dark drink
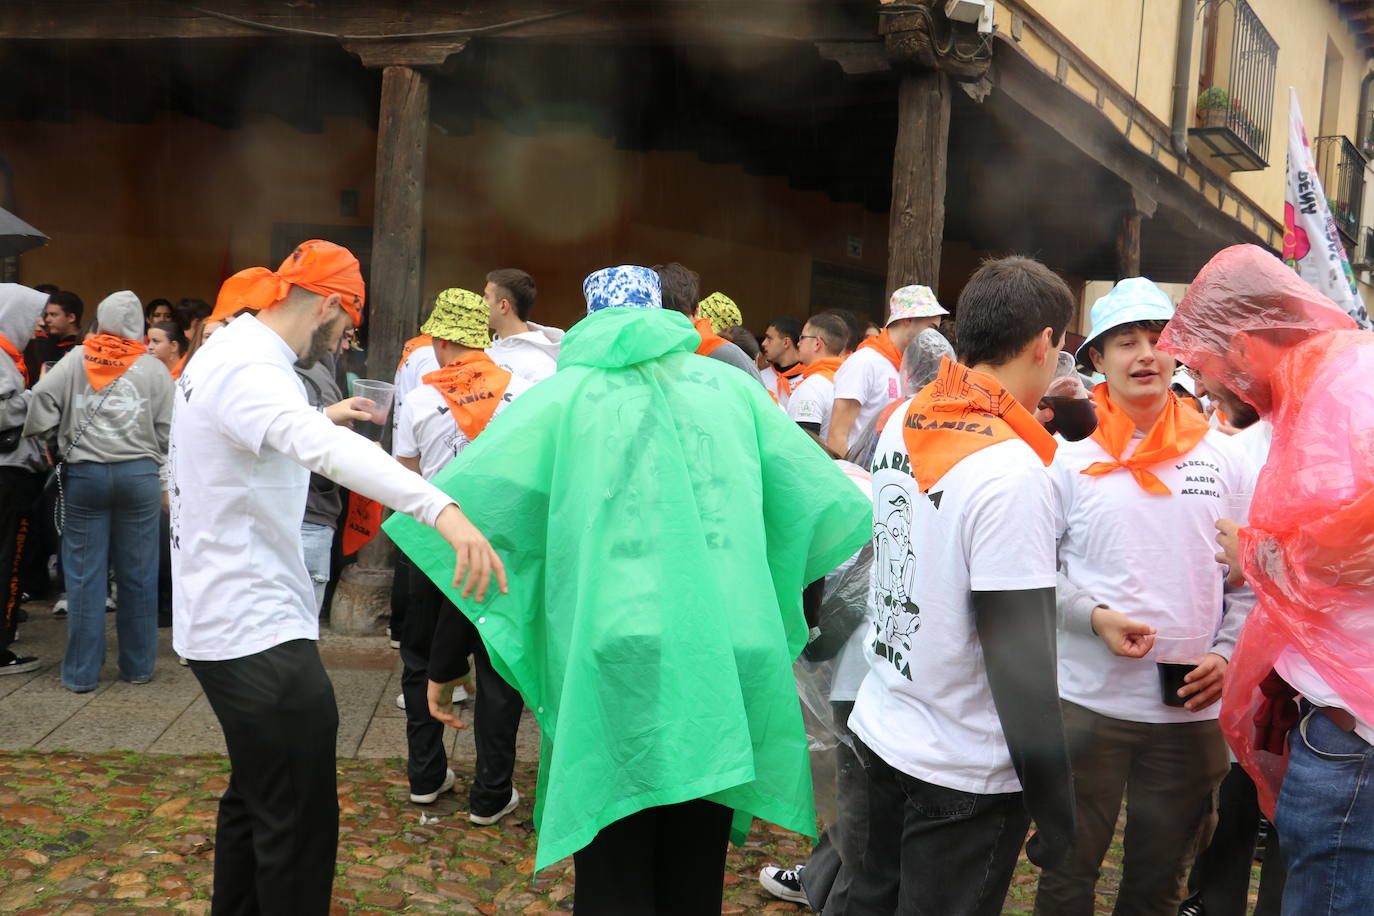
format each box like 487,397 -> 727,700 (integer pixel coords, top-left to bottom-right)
1039,395 -> 1099,441
1151,631 -> 1210,707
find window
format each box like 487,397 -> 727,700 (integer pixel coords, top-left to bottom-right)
1189,0 -> 1278,172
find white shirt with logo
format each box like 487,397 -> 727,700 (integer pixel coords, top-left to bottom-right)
786,373 -> 835,442
170,314 -> 452,661
833,348 -> 902,449
1051,429 -> 1252,723
849,409 -> 1059,794
394,373 -> 532,481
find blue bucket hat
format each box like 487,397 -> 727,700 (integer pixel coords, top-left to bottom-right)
1076,277 -> 1175,370
583,266 -> 662,313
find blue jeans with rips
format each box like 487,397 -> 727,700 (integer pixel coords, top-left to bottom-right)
60,459 -> 161,692
1274,702 -> 1374,916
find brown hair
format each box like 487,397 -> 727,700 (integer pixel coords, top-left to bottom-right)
652,263 -> 700,316
955,256 -> 1074,367
486,269 -> 537,321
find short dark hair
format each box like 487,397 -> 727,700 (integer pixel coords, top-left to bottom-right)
816,308 -> 862,352
175,297 -> 212,325
486,268 -> 537,321
954,256 -> 1074,368
48,290 -> 84,322
720,325 -> 759,358
768,316 -> 803,349
145,298 -> 172,318
151,321 -> 189,356
803,312 -> 848,355
652,263 -> 700,316
33,283 -> 58,296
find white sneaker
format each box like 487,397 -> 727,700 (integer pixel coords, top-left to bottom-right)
398,685 -> 468,711
395,692 -> 406,710
52,596 -> 67,617
177,656 -> 189,667
759,865 -> 810,905
469,788 -> 519,825
410,768 -> 456,805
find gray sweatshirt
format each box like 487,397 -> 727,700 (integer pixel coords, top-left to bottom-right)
0,283 -> 50,472
24,291 -> 173,468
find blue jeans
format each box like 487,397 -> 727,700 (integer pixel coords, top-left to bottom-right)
60,459 -> 161,692
299,523 -> 334,616
1274,703 -> 1374,915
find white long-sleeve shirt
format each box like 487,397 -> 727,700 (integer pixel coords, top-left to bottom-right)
170,314 -> 452,661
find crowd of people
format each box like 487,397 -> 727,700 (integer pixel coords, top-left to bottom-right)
0,240 -> 1370,916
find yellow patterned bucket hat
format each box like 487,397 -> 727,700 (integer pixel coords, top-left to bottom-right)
697,292 -> 742,333
421,288 -> 491,349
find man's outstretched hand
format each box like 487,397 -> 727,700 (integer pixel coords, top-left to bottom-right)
434,504 -> 508,602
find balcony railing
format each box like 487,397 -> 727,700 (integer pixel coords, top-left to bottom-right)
1315,135 -> 1367,246
1188,0 -> 1278,172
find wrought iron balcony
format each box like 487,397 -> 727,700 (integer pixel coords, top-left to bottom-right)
1187,0 -> 1277,173
1315,135 -> 1367,247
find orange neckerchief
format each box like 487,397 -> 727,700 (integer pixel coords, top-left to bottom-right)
800,357 -> 843,383
1081,384 -> 1211,495
693,318 -> 728,357
0,333 -> 27,383
422,351 -> 513,442
856,328 -> 903,372
213,239 -> 365,326
397,334 -> 432,372
774,361 -> 804,397
902,357 -> 1057,492
170,352 -> 187,380
82,335 -> 145,391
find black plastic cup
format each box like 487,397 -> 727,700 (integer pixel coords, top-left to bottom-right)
1157,662 -> 1196,707
1039,396 -> 1099,441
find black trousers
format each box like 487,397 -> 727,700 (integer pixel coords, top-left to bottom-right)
1185,762 -> 1287,916
189,639 -> 340,916
572,799 -> 734,915
0,467 -> 41,653
401,559 -> 524,812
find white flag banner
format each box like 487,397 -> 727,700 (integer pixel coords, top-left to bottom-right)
1282,88 -> 1371,328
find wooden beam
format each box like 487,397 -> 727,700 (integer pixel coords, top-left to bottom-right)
886,67 -> 951,297
1116,208 -> 1142,279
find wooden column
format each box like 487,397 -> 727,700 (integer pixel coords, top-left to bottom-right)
366,64 -> 431,380
1116,208 -> 1142,279
886,68 -> 952,297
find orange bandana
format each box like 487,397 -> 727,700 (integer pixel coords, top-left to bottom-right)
775,361 -> 804,397
856,328 -> 903,372
800,357 -> 843,383
213,239 -> 366,326
422,352 -> 513,442
170,351 -> 187,380
397,334 -> 433,372
902,357 -> 1057,492
0,333 -> 26,383
1081,385 -> 1211,495
342,492 -> 382,556
82,335 -> 145,391
693,318 -> 728,357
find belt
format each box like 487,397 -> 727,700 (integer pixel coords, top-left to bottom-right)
1317,705 -> 1358,733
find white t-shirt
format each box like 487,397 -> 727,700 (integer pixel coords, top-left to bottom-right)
393,344 -> 439,414
1051,429 -> 1252,723
787,373 -> 835,442
488,322 -> 563,384
170,314 -> 452,662
394,372 -> 532,481
849,410 -> 1059,794
760,364 -> 803,409
833,348 -> 902,449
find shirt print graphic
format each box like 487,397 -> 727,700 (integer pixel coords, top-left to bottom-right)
871,481 -> 920,679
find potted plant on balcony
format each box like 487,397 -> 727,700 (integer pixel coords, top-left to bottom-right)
1197,87 -> 1230,129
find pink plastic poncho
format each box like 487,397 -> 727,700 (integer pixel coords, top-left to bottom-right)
1159,244 -> 1373,816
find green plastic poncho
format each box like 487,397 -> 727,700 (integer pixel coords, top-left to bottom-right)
384,306 -> 871,870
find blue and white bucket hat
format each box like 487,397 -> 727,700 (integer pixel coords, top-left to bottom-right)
1075,277 -> 1175,370
583,266 -> 662,313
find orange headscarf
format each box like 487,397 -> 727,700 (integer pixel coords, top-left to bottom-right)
693,318 -> 728,357
800,357 -> 843,383
902,357 -> 1057,492
82,335 -> 146,391
397,334 -> 433,371
0,333 -> 26,383
855,328 -> 903,372
213,240 -> 365,326
1080,384 -> 1211,495
422,352 -> 513,442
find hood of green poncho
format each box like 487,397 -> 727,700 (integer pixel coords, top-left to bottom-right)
559,306 -> 699,370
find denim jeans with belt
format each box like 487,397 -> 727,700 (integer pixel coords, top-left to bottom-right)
60,458 -> 160,692
1275,702 -> 1374,915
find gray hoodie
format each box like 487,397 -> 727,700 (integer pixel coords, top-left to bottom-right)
24,291 -> 173,468
0,283 -> 50,472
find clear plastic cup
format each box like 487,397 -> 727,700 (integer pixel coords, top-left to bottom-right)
1151,631 -> 1211,708
351,379 -> 396,425
1222,492 -> 1252,527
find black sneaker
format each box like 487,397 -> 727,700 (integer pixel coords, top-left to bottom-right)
0,651 -> 40,676
1178,894 -> 1204,916
759,865 -> 810,906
